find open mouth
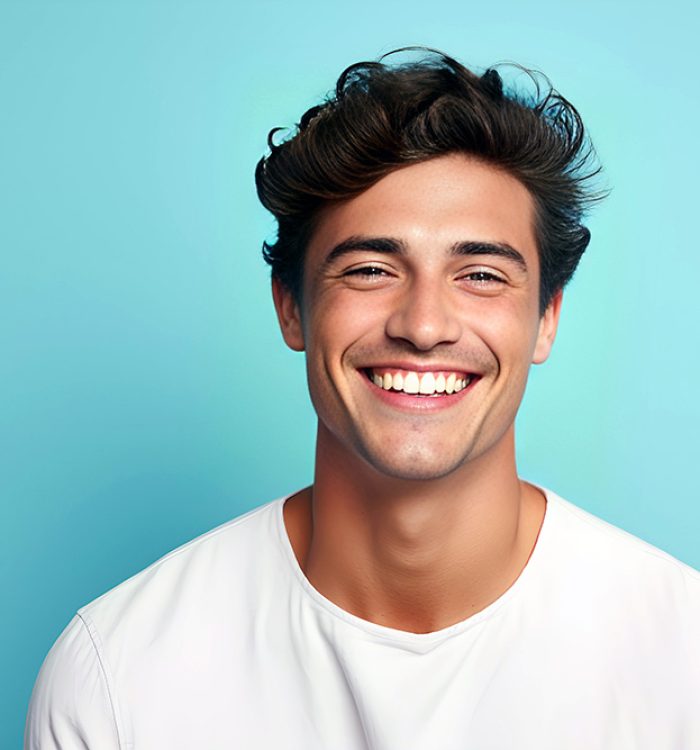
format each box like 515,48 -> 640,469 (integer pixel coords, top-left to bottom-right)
362,367 -> 478,397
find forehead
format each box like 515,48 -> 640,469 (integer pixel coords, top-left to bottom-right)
306,154 -> 539,264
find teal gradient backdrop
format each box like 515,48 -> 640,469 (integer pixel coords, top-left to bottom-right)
3,1 -> 699,745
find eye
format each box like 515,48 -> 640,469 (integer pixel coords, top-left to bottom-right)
459,270 -> 506,285
340,264 -> 395,287
344,265 -> 389,278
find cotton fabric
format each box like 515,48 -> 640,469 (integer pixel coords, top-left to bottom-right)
25,487 -> 700,749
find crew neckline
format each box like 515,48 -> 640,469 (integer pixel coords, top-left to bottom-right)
274,484 -> 559,648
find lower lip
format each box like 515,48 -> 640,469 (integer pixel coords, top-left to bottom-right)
361,371 -> 479,412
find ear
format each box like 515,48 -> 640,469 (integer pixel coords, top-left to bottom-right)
271,276 -> 305,352
532,289 -> 563,365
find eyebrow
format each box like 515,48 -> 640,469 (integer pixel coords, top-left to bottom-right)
321,235 -> 528,272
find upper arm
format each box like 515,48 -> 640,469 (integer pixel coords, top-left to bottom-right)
24,614 -> 122,750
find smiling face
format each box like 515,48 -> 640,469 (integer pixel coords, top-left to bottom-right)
273,154 -> 562,481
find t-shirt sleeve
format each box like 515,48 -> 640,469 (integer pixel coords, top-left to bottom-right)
24,614 -> 122,750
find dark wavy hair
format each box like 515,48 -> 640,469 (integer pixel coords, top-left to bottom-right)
255,48 -> 606,315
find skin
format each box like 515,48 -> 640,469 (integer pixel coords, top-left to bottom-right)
273,154 -> 563,634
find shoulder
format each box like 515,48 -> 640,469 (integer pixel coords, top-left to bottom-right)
80,497 -> 285,640
25,614 -> 123,748
26,497 -> 288,748
535,488 -> 700,699
545,489 -> 699,577
541,487 -> 700,628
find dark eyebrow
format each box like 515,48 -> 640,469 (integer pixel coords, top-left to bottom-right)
451,241 -> 528,272
321,235 -> 528,272
321,236 -> 407,267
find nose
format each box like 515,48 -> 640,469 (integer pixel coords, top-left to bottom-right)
384,276 -> 462,351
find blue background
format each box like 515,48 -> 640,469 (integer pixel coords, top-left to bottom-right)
3,0 -> 698,745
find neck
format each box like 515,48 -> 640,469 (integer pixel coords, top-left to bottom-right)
283,422 -> 546,634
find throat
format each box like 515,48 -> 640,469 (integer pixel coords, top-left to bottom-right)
285,477 -> 544,634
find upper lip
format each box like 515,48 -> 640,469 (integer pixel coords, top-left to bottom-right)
360,362 -> 479,374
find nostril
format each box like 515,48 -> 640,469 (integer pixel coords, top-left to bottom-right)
385,304 -> 462,350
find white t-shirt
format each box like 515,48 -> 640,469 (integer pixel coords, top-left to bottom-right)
25,487 -> 700,750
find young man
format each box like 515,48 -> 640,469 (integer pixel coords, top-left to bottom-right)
26,50 -> 700,749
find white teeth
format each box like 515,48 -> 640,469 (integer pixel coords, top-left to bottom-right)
370,369 -> 471,396
419,372 -> 436,395
403,371 -> 420,394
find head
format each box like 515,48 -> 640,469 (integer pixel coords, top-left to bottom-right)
255,49 -> 605,482
256,47 -> 604,318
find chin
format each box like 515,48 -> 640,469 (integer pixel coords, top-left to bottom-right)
359,443 -> 471,482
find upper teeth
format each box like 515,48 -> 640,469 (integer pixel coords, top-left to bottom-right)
370,369 -> 471,396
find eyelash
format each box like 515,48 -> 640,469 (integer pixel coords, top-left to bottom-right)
461,271 -> 505,284
343,267 -> 505,285
344,266 -> 388,278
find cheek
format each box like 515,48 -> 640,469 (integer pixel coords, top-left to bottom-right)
471,304 -> 541,373
306,295 -> 385,360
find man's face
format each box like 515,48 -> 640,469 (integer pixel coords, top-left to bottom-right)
273,154 -> 562,481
